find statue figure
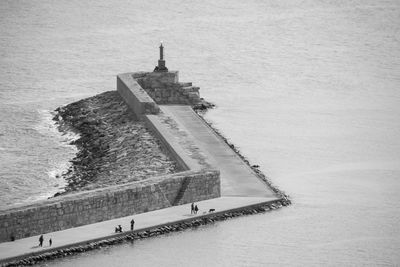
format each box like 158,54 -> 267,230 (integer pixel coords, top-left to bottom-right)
154,42 -> 168,72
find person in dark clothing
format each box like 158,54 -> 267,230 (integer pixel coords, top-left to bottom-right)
39,235 -> 44,247
194,205 -> 199,214
118,225 -> 122,232
49,238 -> 52,247
130,219 -> 135,231
191,203 -> 195,214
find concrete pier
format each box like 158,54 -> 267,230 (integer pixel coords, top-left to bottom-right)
0,68 -> 285,265
0,102 -> 282,265
0,100 -> 281,264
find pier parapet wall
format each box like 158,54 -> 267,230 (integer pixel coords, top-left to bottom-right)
0,170 -> 219,242
117,73 -> 160,115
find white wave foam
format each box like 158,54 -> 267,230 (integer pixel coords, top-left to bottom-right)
34,109 -> 80,197
35,109 -> 80,145
47,161 -> 71,180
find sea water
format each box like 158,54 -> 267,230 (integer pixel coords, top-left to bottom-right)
1,0 -> 399,265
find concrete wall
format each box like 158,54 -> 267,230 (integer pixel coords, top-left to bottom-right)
0,170 -> 220,242
139,71 -> 179,88
122,71 -> 200,107
143,85 -> 200,105
117,73 -> 160,115
143,115 -> 202,171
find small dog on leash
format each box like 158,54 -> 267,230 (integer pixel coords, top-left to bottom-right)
209,208 -> 215,213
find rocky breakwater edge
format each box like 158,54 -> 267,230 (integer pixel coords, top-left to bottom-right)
52,91 -> 178,196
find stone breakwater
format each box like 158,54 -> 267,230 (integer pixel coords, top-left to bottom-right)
1,199 -> 290,267
53,91 -> 177,195
0,66 -> 287,263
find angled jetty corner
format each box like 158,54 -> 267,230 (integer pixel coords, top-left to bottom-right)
0,45 -> 288,266
117,70 -> 277,198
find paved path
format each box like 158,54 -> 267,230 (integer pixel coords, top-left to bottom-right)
160,105 -> 275,198
0,196 -> 277,262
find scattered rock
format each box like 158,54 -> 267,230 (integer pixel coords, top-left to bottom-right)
52,91 -> 178,196
193,99 -> 215,113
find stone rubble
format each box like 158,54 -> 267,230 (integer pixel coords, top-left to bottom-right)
52,91 -> 178,196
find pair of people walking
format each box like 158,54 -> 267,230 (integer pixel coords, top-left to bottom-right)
191,203 -> 199,214
38,235 -> 52,247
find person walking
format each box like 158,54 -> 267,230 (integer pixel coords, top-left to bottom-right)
191,203 -> 195,214
194,205 -> 199,214
38,235 -> 44,247
49,238 -> 52,247
130,218 -> 135,231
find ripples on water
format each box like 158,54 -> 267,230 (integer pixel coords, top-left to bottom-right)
0,106 -> 76,207
1,0 -> 400,265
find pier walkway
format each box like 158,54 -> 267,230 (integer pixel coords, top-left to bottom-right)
0,197 -> 278,264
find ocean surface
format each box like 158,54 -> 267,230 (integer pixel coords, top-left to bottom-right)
1,0 -> 400,265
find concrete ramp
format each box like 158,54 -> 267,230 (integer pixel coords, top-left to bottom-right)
160,105 -> 276,198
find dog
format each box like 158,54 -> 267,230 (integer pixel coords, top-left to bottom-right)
209,208 -> 215,213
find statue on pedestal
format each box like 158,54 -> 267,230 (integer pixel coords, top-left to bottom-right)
154,42 -> 168,72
